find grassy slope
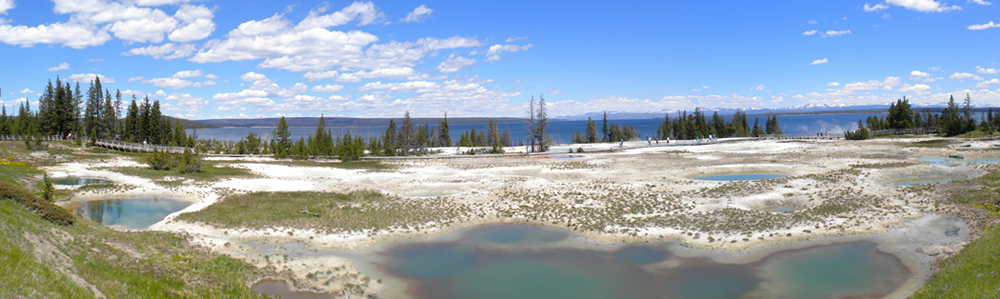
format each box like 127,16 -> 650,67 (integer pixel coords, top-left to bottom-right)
911,166 -> 1000,297
0,142 -> 266,298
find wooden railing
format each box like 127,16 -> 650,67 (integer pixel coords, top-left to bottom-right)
0,134 -> 65,141
757,134 -> 842,140
93,139 -> 187,154
870,127 -> 937,135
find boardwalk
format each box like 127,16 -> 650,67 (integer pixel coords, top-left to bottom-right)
93,140 -> 187,154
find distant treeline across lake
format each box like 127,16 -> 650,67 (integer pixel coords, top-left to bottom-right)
188,113 -> 885,145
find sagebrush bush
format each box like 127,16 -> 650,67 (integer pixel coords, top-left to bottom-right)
0,181 -> 74,225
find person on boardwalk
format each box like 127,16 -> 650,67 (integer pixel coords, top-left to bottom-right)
619,138 -> 624,148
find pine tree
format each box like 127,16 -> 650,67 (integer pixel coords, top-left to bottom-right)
601,111 -> 609,142
401,111 -> 414,155
139,96 -> 151,143
125,98 -> 139,142
272,116 -> 292,158
383,119 -> 398,156
84,78 -> 103,137
438,112 -> 451,147
535,96 -> 549,152
585,117 -> 597,143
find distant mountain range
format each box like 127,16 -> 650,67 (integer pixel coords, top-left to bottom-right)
185,103 -> 996,128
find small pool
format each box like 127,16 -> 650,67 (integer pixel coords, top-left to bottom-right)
52,177 -> 111,186
70,197 -> 192,229
892,177 -> 953,187
692,173 -> 787,181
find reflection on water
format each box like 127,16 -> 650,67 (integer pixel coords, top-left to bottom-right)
251,279 -> 335,299
692,173 -> 787,181
373,224 -> 909,299
71,198 -> 191,229
53,177 -> 110,186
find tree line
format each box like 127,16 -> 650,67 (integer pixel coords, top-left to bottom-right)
0,77 -> 193,147
846,94 -> 998,139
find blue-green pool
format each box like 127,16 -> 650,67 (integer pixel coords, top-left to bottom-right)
374,225 -> 909,299
53,177 -> 111,186
71,198 -> 192,229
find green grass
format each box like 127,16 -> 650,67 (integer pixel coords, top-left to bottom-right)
901,139 -> 952,148
0,162 -> 41,187
106,160 -> 256,182
245,159 -> 395,170
912,223 -> 1000,298
178,190 -> 463,233
0,199 -> 267,298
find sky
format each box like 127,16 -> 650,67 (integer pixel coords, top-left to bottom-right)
1,0 -> 999,120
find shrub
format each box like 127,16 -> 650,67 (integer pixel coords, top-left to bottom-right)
577,147 -> 584,153
176,148 -> 202,174
41,173 -> 54,202
0,181 -> 74,225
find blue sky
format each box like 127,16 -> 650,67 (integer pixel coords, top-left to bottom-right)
1,0 -> 999,119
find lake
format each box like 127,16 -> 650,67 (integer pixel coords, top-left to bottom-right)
190,113 -> 883,145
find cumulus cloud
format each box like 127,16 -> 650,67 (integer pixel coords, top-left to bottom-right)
486,43 -> 533,62
122,43 -> 196,59
899,84 -> 931,93
822,30 -> 851,37
802,30 -> 818,35
975,78 -> 1000,88
402,5 -> 432,23
548,88 -> 564,95
753,84 -> 766,91
871,0 -> 962,12
977,66 -> 999,74
160,92 -> 210,114
843,76 -> 902,91
128,76 -> 143,82
810,58 -> 828,65
970,0 -> 991,5
0,0 -> 13,15
864,3 -> 890,11
827,82 -> 840,87
47,63 -> 70,71
968,21 -> 999,30
303,70 -> 339,81
142,77 -> 214,89
19,88 -> 34,94
950,72 -> 984,80
334,67 -> 417,83
0,1 -> 214,48
437,54 -> 476,73
68,73 -> 114,83
172,70 -> 203,78
311,84 -> 344,93
212,76 -> 308,111
910,70 -> 931,77
240,72 -> 268,82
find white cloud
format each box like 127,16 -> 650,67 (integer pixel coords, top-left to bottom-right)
204,74 -> 219,79
822,30 -> 851,37
303,70 -> 339,81
975,78 -> 1000,88
977,66 -> 999,74
883,0 -> 962,12
311,84 -> 344,93
107,8 -> 178,43
294,1 -> 383,30
160,92 -> 209,114
843,76 -> 902,91
505,37 -> 528,42
122,43 -> 196,59
168,4 -> 214,42
335,67 -> 417,83
968,21 -> 999,30
810,58 -> 829,65
0,0 -> 14,15
970,0 -> 991,5
240,72 -> 267,82
548,88 -> 564,95
68,73 -> 114,83
212,77 -> 308,111
19,88 -> 33,94
402,5 -> 432,23
827,82 -> 840,87
753,84 -> 766,91
172,70 -> 203,78
949,72 -> 984,80
899,84 -> 931,92
437,54 -> 476,73
808,20 -> 818,24
486,43 -> 533,62
864,3 -> 890,11
128,76 -> 144,82
47,63 -> 70,72
802,30 -> 818,35
0,21 -> 112,49
142,77 -> 214,89
910,70 -> 931,77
